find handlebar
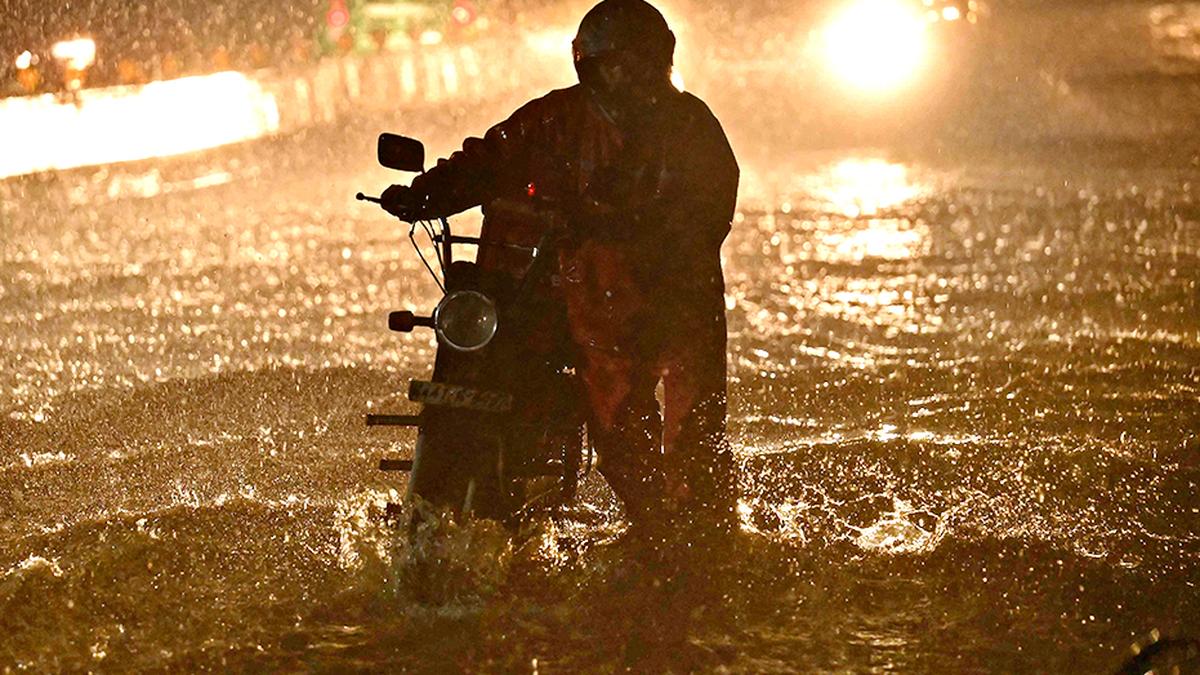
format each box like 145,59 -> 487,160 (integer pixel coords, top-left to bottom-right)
354,191 -> 563,249
356,191 -> 566,226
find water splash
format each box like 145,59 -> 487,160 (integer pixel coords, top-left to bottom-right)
852,497 -> 943,555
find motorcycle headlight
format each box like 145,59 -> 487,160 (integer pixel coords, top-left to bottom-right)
822,0 -> 929,93
434,290 -> 498,352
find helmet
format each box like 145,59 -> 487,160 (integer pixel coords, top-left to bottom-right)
573,0 -> 676,119
573,0 -> 675,70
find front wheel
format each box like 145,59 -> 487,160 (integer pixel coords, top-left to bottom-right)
406,420 -> 519,530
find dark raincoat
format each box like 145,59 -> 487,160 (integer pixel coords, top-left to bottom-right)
411,83 -> 739,530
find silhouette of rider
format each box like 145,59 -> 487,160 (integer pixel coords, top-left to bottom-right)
382,0 -> 739,545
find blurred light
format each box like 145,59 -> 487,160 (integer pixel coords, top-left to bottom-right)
15,50 -> 33,70
327,7 -> 349,28
822,0 -> 928,93
821,219 -> 925,261
327,0 -> 349,28
820,158 -> 924,218
521,28 -> 577,82
51,37 -> 96,70
419,30 -> 444,46
451,3 -> 476,26
670,67 -> 685,92
942,6 -> 961,21
524,28 -> 574,56
0,72 -> 279,179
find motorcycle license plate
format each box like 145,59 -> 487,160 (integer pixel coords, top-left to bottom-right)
408,380 -> 513,413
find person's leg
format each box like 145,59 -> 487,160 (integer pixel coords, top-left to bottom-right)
578,348 -> 665,533
660,320 -> 737,535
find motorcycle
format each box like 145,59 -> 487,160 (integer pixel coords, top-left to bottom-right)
357,133 -> 587,529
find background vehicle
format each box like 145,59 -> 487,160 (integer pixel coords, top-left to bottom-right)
684,0 -> 989,143
360,133 -> 585,528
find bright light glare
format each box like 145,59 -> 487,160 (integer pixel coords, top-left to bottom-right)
524,28 -> 574,56
51,37 -> 97,70
814,159 -> 929,262
451,5 -> 473,25
822,0 -> 928,92
15,50 -> 33,70
942,6 -> 961,21
670,67 -> 685,92
521,28 -> 577,81
0,72 -> 279,179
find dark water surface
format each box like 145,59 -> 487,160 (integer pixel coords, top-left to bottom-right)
3,97 -> 1200,671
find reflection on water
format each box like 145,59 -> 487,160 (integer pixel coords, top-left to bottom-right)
817,219 -> 928,262
816,157 -> 927,218
1,121 -> 1198,671
723,143 -> 1197,669
813,158 -> 929,263
730,157 -> 938,340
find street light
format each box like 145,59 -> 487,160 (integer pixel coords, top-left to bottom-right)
821,0 -> 929,93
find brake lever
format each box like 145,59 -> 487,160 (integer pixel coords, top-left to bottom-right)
355,192 -> 382,204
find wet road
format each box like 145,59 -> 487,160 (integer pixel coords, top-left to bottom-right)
3,95 -> 1200,670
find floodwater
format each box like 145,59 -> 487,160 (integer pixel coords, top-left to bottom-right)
4,29 -> 1200,675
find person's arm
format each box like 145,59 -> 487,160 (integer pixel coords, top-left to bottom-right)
616,99 -> 737,258
382,91 -> 562,220
663,101 -> 739,253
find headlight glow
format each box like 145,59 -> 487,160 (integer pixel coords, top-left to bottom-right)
822,0 -> 929,93
434,290 -> 498,352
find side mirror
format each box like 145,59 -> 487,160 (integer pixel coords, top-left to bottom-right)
377,133 -> 425,172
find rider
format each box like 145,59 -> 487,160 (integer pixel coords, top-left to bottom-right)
382,0 -> 739,544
